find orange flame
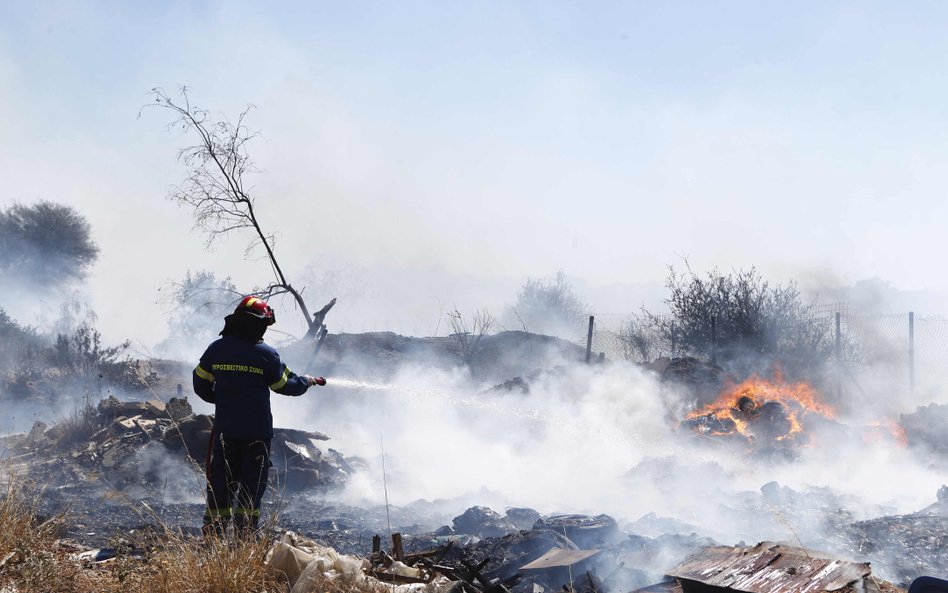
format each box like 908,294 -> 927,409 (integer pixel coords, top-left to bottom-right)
864,419 -> 909,447
684,372 -> 836,443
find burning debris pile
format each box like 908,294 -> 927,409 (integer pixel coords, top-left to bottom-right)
677,370 -> 914,461
0,395 -> 358,500
680,372 -> 835,450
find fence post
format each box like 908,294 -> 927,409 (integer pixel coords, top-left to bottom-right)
710,316 -> 717,365
909,311 -> 915,397
585,315 -> 595,364
835,311 -> 842,398
835,311 -> 841,357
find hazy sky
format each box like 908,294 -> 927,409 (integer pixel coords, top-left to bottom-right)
3,1 -> 948,345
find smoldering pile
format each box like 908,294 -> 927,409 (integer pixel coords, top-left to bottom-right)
1,334 -> 945,590
900,403 -> 948,466
0,394 -> 362,543
1,395 -> 360,494
270,501 -> 933,593
653,357 -> 944,467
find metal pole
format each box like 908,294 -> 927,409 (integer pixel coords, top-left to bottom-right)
710,316 -> 717,365
585,316 -> 595,364
835,311 -> 842,398
671,321 -> 677,358
835,311 -> 841,357
909,311 -> 915,397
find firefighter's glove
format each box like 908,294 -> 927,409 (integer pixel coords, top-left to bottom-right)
304,375 -> 326,387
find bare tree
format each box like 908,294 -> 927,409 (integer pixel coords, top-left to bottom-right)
144,87 -> 323,337
448,308 -> 494,371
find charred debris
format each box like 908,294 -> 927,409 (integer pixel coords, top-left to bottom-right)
0,392 -> 360,550
1,330 -> 946,592
1,391 -> 942,592
0,394 -> 357,498
272,519 -> 910,593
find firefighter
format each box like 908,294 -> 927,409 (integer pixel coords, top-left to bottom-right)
192,296 -> 325,537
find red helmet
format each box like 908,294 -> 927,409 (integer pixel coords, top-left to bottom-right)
235,296 -> 276,325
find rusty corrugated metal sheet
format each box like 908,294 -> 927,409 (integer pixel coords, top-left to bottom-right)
634,580 -> 685,593
666,542 -> 871,593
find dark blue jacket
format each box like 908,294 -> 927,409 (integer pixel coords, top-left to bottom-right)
192,335 -> 310,439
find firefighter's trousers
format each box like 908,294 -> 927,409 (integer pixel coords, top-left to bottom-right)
203,435 -> 271,537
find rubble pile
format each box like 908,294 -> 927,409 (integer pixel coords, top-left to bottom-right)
352,512 -> 914,593
648,357 -> 725,406
0,348 -> 942,592
450,506 -> 523,538
269,519 -> 925,593
427,509 -> 711,593
0,395 -> 358,500
900,403 -> 948,465
846,496 -> 948,586
277,504 -> 716,592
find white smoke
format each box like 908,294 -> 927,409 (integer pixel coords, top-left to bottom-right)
271,354 -> 944,550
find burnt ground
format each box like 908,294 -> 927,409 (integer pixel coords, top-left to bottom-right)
7,454 -> 948,590
30,486 -> 945,590
1,332 -> 946,589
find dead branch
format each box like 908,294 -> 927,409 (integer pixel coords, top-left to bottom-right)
144,87 -> 321,335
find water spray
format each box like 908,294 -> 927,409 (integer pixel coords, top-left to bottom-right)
324,375 -> 651,456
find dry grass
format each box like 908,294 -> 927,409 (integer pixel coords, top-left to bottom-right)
0,469 -> 84,593
0,471 -> 403,593
0,466 -> 288,593
141,530 -> 284,593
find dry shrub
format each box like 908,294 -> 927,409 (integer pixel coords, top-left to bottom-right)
53,400 -> 102,448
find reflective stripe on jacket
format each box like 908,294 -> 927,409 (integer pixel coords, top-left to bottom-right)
192,335 -> 309,439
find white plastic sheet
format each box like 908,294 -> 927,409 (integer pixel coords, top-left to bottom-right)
266,531 -> 456,593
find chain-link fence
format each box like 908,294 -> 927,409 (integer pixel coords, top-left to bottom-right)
573,306 -> 948,403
